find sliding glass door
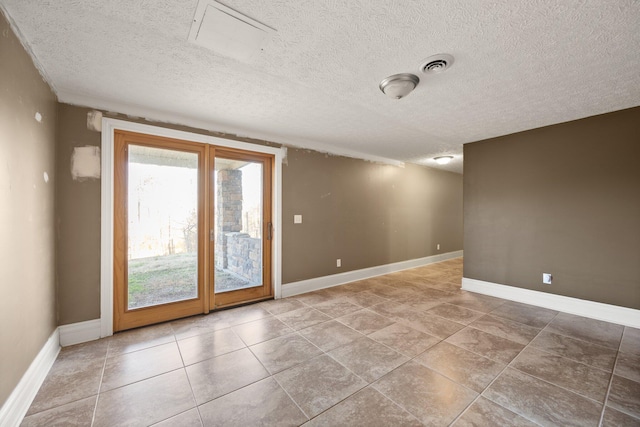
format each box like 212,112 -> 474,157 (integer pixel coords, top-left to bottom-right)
211,148 -> 272,309
113,130 -> 273,332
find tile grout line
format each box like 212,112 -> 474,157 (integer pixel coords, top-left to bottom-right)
180,359 -> 206,426
90,339 -> 112,427
270,372 -> 312,422
597,329 -> 624,427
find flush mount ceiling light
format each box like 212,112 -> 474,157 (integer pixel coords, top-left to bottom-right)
434,156 -> 454,165
419,53 -> 454,74
379,73 -> 420,99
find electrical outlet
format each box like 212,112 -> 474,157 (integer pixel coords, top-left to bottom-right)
336,259 -> 341,268
294,214 -> 302,224
436,244 -> 440,250
542,273 -> 552,285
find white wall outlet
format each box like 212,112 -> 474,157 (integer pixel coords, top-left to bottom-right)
336,259 -> 341,267
436,244 -> 440,250
293,214 -> 302,224
542,273 -> 552,285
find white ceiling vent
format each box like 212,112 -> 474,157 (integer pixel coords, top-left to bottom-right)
188,1 -> 276,61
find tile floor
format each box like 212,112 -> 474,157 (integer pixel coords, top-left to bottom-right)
21,258 -> 640,426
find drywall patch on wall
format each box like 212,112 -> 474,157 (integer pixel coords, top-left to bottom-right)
86,110 -> 102,132
70,146 -> 101,181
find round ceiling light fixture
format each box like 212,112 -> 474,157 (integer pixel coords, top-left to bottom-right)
420,53 -> 454,74
434,156 -> 454,165
379,73 -> 420,99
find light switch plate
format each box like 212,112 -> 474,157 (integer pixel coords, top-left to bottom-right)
294,214 -> 302,224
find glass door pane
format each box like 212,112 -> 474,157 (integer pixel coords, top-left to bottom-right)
214,157 -> 263,293
127,145 -> 199,309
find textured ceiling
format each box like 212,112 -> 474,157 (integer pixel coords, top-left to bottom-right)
2,0 -> 640,173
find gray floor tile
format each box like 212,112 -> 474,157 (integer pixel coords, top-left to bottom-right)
620,327 -> 640,355
231,316 -> 293,346
313,298 -> 362,318
305,387 -> 422,427
25,260 -> 640,427
101,342 -> 183,391
545,312 -> 624,349
601,406 -> 640,427
344,291 -> 388,308
108,323 -> 175,356
274,354 -> 367,418
369,323 -> 440,357
336,309 -> 395,335
198,377 -> 307,426
484,368 -> 603,427
26,358 -> 104,415
470,314 -> 541,345
152,408 -> 202,427
328,337 -> 409,382
250,332 -> 322,374
446,326 -> 525,363
398,311 -> 465,339
530,330 -> 617,371
608,375 -> 640,419
20,396 -> 96,427
427,303 -> 485,325
453,396 -> 538,427
510,346 -> 612,402
276,307 -> 331,330
259,297 -> 306,315
372,361 -> 477,425
298,320 -> 363,351
616,351 -> 640,383
93,369 -> 195,427
185,348 -> 269,405
177,327 -> 246,366
415,341 -> 505,392
489,300 -> 558,328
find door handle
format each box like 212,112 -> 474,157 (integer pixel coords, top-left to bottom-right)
267,222 -> 273,240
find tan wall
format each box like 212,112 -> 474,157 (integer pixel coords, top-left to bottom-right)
463,107 -> 640,310
282,149 -> 463,283
56,105 -> 102,324
0,11 -> 58,406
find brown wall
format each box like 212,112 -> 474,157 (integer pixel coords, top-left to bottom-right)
464,107 -> 640,310
282,149 -> 463,283
0,11 -> 58,407
56,105 -> 102,324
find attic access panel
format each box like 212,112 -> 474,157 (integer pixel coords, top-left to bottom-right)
188,0 -> 276,61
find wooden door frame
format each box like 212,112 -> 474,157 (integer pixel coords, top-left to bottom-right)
100,118 -> 284,337
210,147 -> 274,309
113,130 -> 209,331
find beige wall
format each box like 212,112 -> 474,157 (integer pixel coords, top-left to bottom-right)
282,149 -> 463,283
56,105 -> 102,324
0,11 -> 58,406
464,107 -> 640,310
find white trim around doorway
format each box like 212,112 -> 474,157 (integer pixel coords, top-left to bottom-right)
100,118 -> 285,337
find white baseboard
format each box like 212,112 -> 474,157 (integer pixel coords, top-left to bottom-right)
462,277 -> 640,329
0,329 -> 60,427
59,319 -> 102,347
282,251 -> 463,298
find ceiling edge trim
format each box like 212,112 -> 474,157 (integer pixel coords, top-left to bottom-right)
57,90 -> 406,167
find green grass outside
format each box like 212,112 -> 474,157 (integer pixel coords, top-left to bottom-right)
128,252 -> 198,309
